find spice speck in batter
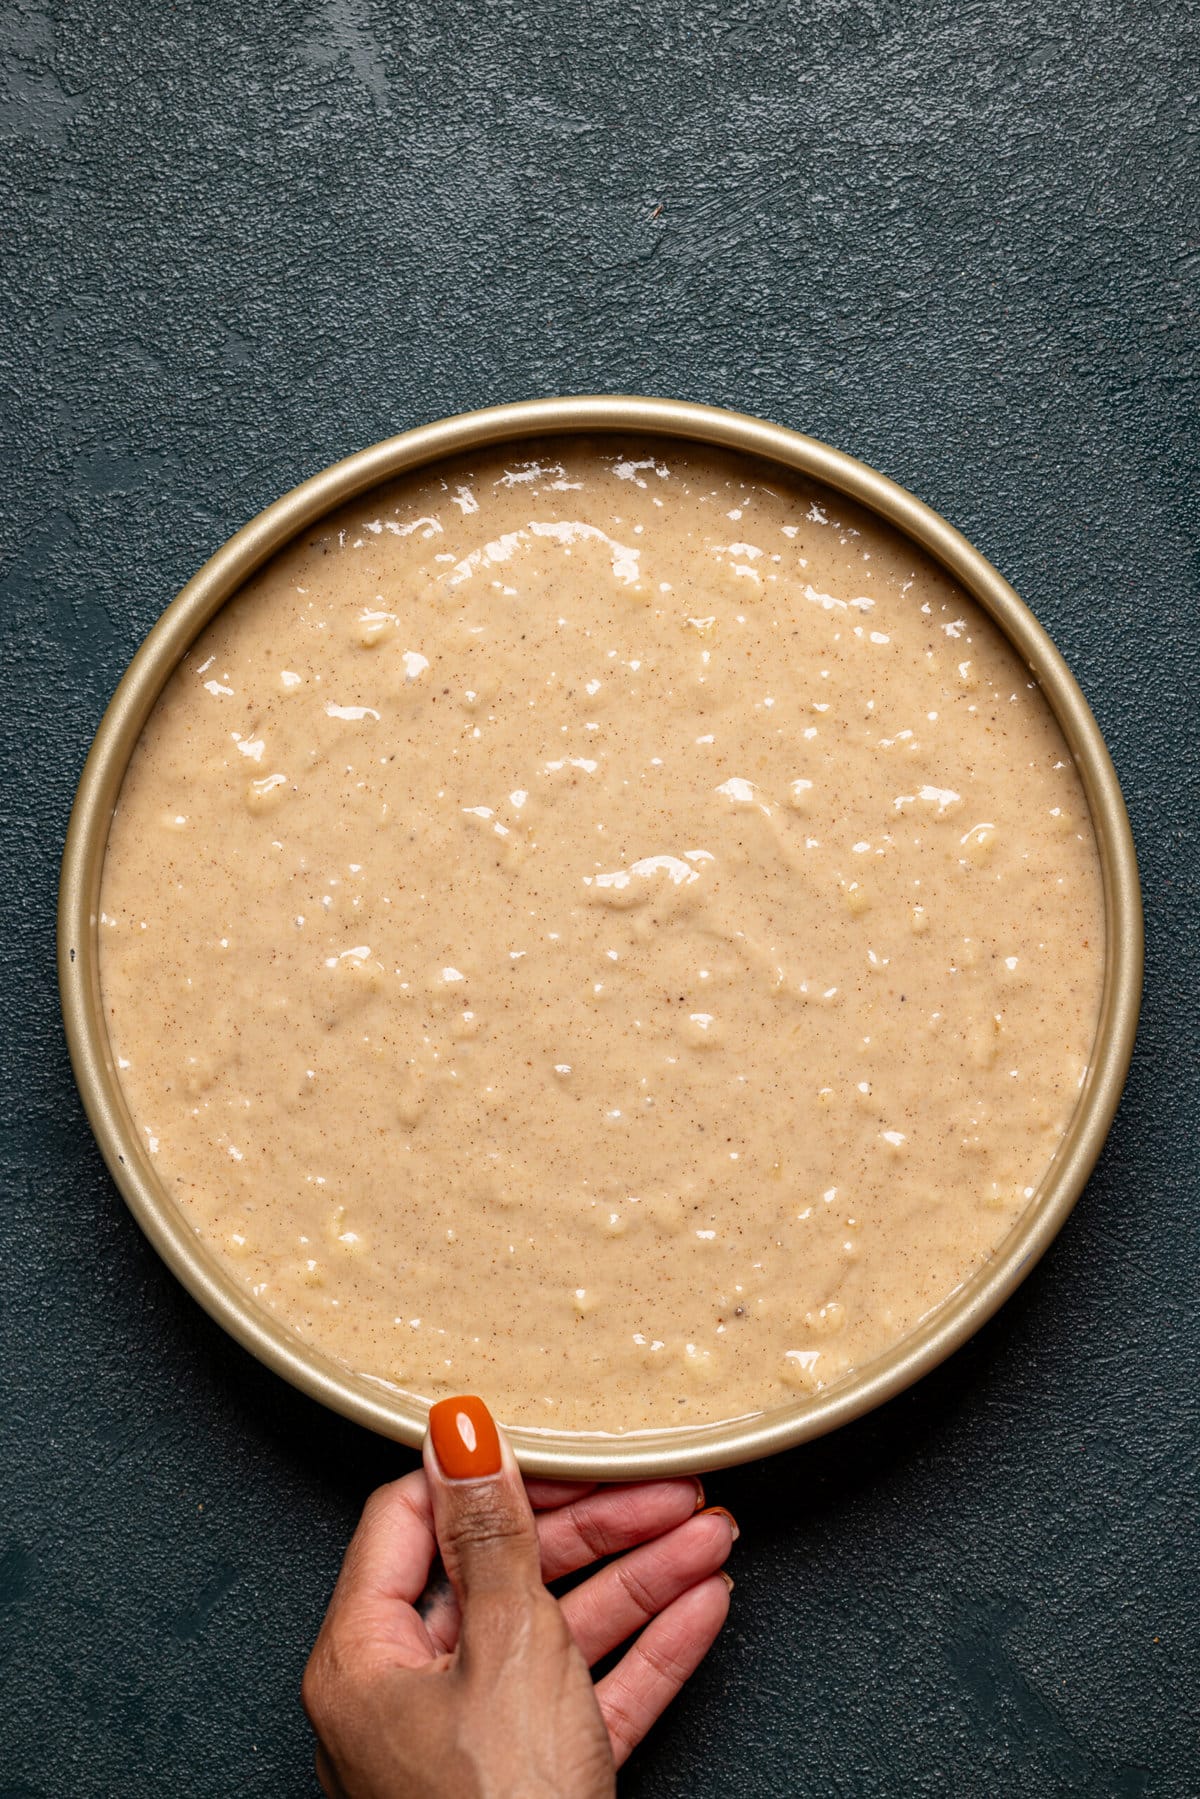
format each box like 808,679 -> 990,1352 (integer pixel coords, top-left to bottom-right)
100,439 -> 1103,1431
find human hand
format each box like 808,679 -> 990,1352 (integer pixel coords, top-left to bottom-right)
302,1395 -> 735,1798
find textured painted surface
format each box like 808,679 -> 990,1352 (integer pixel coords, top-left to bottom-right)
0,1 -> 1195,1794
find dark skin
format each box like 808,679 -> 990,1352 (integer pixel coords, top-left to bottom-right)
304,1414 -> 735,1797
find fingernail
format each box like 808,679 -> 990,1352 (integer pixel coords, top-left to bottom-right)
700,1504 -> 740,1542
429,1395 -> 502,1480
719,1570 -> 735,1593
692,1478 -> 707,1512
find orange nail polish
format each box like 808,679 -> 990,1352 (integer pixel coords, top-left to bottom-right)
429,1395 -> 502,1480
700,1504 -> 740,1542
692,1478 -> 707,1512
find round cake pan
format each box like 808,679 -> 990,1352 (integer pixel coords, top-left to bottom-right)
58,397 -> 1143,1479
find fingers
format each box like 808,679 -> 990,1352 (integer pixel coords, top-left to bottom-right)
595,1574 -> 732,1769
536,1479 -> 704,1584
561,1506 -> 735,1667
312,1470 -> 440,1667
423,1396 -> 543,1622
332,1471 -> 436,1608
419,1476 -> 708,1653
525,1479 -> 598,1511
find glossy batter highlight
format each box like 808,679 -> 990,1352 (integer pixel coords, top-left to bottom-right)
99,438 -> 1103,1432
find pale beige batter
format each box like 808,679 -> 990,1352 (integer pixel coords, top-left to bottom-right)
100,437 -> 1104,1432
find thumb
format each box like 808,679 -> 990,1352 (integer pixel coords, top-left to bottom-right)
423,1395 -> 543,1611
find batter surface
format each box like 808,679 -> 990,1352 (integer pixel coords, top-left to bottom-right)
100,437 -> 1104,1432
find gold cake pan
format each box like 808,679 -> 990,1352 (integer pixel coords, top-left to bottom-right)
58,397 -> 1143,1479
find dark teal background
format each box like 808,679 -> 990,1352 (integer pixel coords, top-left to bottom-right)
2,3 -> 1196,1794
